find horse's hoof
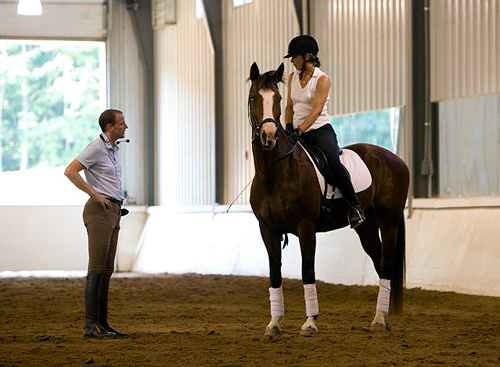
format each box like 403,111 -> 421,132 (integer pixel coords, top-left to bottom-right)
264,326 -> 281,337
370,322 -> 390,332
299,326 -> 318,336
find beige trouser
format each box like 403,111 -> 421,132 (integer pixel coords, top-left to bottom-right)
83,199 -> 121,277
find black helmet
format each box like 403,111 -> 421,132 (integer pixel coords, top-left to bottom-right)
284,35 -> 319,58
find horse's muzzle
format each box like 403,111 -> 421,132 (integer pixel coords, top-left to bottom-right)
261,131 -> 278,149
260,120 -> 278,149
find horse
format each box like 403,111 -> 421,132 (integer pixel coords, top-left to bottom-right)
248,62 -> 410,336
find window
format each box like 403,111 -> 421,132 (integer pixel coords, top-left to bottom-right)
438,95 -> 500,197
195,0 -> 204,19
331,107 -> 402,154
0,40 -> 106,205
233,0 -> 252,7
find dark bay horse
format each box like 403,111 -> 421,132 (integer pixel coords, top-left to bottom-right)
248,62 -> 410,336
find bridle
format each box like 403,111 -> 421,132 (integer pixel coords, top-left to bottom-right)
248,94 -> 297,156
248,96 -> 279,142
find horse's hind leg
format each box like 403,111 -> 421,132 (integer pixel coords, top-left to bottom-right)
297,219 -> 319,336
259,221 -> 284,336
354,209 -> 382,275
371,209 -> 405,331
354,210 -> 390,330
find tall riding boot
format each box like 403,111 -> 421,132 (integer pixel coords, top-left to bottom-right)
84,273 -> 115,338
335,164 -> 366,229
98,276 -> 127,337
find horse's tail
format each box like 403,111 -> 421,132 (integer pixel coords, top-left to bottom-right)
391,213 -> 406,314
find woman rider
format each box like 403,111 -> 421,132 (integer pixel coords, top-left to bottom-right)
284,35 -> 366,228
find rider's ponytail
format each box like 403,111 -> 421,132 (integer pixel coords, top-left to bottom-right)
300,53 -> 321,78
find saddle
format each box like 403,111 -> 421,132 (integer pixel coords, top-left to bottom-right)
298,139 -> 339,191
296,138 -> 340,217
286,127 -> 372,201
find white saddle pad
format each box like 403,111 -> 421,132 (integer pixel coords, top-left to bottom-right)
300,144 -> 372,199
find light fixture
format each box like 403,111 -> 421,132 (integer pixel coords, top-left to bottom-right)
17,0 -> 43,16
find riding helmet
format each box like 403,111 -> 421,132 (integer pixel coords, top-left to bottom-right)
284,35 -> 319,58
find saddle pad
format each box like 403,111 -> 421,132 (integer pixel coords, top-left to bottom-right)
300,144 -> 372,199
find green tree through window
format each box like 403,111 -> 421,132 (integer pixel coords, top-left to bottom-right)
331,108 -> 402,154
0,41 -> 105,172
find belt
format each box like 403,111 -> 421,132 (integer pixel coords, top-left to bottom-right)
106,197 -> 123,206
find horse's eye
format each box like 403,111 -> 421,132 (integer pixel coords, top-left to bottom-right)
250,97 -> 256,103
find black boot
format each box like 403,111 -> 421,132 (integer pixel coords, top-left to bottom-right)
320,196 -> 332,216
98,276 -> 127,337
335,164 -> 366,229
84,273 -> 115,338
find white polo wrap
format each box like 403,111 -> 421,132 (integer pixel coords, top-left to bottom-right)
269,286 -> 284,317
303,283 -> 319,317
376,278 -> 391,313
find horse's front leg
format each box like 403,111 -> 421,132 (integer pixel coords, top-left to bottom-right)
259,221 -> 284,336
298,219 -> 319,336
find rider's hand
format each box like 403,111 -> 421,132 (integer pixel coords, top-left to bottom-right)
290,128 -> 300,143
91,193 -> 111,210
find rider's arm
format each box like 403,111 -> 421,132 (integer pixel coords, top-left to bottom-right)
64,159 -> 111,209
297,75 -> 331,134
284,72 -> 294,128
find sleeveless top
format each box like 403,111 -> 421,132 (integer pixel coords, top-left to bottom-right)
291,67 -> 330,132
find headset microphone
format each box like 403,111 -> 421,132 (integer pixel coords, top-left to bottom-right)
116,139 -> 130,145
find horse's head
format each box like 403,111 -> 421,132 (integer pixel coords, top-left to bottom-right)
248,62 -> 285,150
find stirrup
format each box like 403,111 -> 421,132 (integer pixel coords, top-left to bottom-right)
348,206 -> 366,229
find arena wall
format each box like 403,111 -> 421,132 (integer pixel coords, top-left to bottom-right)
132,200 -> 500,297
0,206 -> 147,273
1,200 -> 499,298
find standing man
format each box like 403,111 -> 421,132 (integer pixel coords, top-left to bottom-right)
64,109 -> 128,338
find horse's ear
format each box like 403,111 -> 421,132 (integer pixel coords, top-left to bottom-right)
275,63 -> 285,82
250,62 -> 260,81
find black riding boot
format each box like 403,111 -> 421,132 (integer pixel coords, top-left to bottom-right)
84,273 -> 115,338
336,164 -> 366,229
98,276 -> 127,337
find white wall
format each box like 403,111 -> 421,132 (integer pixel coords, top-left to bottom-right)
0,0 -> 106,40
0,206 -> 147,272
108,0 -> 148,205
2,200 -> 500,297
439,95 -> 500,197
223,0 -> 299,205
431,0 -> 500,102
405,198 -> 500,296
132,206 -> 379,285
132,200 -> 500,297
154,0 -> 215,208
312,0 -> 407,116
